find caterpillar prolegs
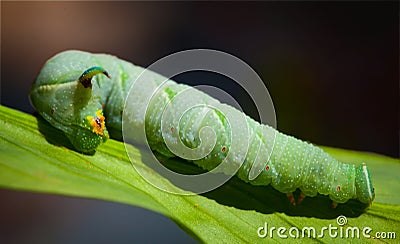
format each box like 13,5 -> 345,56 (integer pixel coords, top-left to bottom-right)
29,50 -> 375,207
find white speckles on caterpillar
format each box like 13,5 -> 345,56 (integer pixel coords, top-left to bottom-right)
30,50 -> 375,207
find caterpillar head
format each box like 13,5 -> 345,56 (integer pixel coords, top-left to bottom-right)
64,109 -> 109,153
30,51 -> 111,153
355,163 -> 375,204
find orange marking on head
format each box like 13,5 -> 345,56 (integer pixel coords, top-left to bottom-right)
336,185 -> 341,191
87,110 -> 106,135
221,146 -> 227,153
265,165 -> 270,171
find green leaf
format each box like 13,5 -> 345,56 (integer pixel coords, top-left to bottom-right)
0,105 -> 399,243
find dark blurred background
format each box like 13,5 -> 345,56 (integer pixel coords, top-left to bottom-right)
1,2 -> 398,243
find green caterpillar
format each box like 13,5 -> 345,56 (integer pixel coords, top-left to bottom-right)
29,50 -> 375,207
